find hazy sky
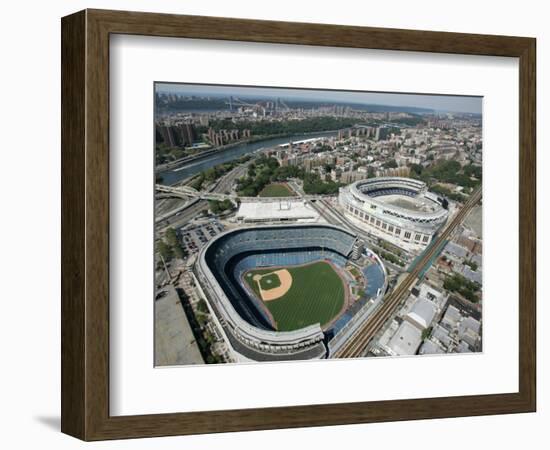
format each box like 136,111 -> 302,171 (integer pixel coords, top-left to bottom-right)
155,82 -> 482,114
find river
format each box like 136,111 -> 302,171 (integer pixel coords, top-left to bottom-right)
158,130 -> 337,185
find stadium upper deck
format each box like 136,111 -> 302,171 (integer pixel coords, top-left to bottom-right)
339,177 -> 449,248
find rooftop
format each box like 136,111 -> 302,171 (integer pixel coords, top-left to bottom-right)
388,321 -> 423,356
419,340 -> 444,355
236,200 -> 320,222
406,297 -> 437,330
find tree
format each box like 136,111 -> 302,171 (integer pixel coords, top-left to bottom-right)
208,200 -> 221,214
172,245 -> 185,259
443,273 -> 480,303
422,327 -> 433,340
383,159 -> 398,169
190,173 -> 205,190
208,199 -> 235,214
302,173 -> 343,195
204,167 -> 217,181
157,240 -> 173,261
409,163 -> 423,177
164,227 -> 186,259
208,116 -> 357,137
463,163 -> 482,181
197,299 -> 209,314
165,227 -> 178,247
196,314 -> 206,327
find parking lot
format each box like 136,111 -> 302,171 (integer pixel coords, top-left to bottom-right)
180,219 -> 224,254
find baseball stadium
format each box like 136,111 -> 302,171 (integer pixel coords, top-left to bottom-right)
339,177 -> 449,249
193,224 -> 387,362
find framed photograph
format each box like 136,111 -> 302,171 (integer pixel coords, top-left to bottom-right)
61,9 -> 536,440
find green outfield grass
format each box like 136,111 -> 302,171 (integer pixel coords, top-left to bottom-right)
244,261 -> 345,331
258,183 -> 296,197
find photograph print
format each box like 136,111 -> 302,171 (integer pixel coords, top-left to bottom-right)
154,83 -> 483,366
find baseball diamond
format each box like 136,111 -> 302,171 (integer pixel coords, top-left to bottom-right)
244,261 -> 346,331
253,271 -> 283,293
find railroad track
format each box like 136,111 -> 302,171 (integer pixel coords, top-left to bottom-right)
334,186 -> 482,359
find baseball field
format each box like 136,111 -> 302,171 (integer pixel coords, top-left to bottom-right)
244,261 -> 346,331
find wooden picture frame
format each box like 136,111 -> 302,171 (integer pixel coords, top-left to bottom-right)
61,9 -> 536,441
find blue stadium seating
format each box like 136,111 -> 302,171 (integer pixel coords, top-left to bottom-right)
364,187 -> 417,198
202,225 -> 385,336
363,264 -> 385,298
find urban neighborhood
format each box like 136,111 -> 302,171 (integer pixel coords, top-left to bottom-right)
153,84 -> 483,366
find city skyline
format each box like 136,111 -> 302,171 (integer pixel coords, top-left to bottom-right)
156,82 -> 482,114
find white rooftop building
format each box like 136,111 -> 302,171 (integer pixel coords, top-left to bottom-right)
435,305 -> 482,352
387,321 -> 423,356
406,297 -> 437,330
380,282 -> 446,357
419,340 -> 444,355
441,305 -> 462,331
235,200 -> 321,224
417,283 -> 447,308
460,316 -> 482,334
445,241 -> 469,259
458,316 -> 482,350
432,324 -> 453,349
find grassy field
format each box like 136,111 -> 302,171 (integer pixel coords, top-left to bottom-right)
258,183 -> 296,198
258,272 -> 281,290
245,271 -> 264,297
244,261 -> 345,331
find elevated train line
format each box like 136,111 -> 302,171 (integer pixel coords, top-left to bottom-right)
333,186 -> 482,358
